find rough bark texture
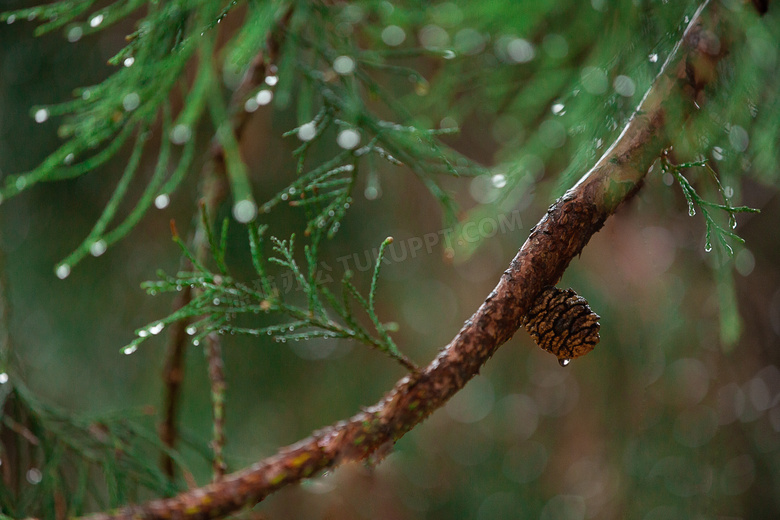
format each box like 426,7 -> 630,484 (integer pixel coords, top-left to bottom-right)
84,1 -> 749,518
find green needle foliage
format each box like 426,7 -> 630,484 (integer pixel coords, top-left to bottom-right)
662,153 -> 760,256
0,0 -> 483,275
0,382 -> 199,517
125,216 -> 415,370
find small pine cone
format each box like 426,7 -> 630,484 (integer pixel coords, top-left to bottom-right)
521,287 -> 600,364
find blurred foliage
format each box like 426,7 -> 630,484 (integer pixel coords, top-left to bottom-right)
1,0 -> 780,519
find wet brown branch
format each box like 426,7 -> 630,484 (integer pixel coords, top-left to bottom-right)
85,2 -> 738,518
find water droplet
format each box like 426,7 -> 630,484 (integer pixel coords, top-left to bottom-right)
89,14 -> 104,27
491,173 -> 507,188
382,25 -> 406,46
123,56 -> 135,67
64,153 -> 75,165
281,193 -> 288,201
193,339 -> 200,346
724,186 -> 734,198
649,53 -> 659,63
298,122 -> 317,142
232,199 -> 258,223
337,129 -> 361,150
149,322 -> 165,335
26,468 -> 43,485
364,186 -> 380,200
333,55 -> 355,75
170,124 -> 192,144
89,239 -> 107,257
688,204 -> 696,217
154,193 -> 170,209
56,264 -> 71,279
265,75 -> 279,86
34,108 -> 49,123
123,345 -> 138,355
122,92 -> 140,111
712,146 -> 724,161
442,49 -> 456,59
581,66 -> 608,95
67,25 -> 83,42
186,326 -> 197,335
551,102 -> 565,115
613,74 -> 636,97
729,125 -> 749,152
506,38 -> 535,63
244,97 -> 259,113
558,358 -> 571,367
704,242 -> 712,253
0,373 -> 8,384
6,14 -> 16,24
137,329 -> 149,338
414,78 -> 430,96
213,298 -> 221,306
255,89 -> 273,105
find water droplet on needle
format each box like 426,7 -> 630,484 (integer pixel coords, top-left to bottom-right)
558,358 -> 571,367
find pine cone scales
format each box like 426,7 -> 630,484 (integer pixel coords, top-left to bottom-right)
521,287 -> 601,362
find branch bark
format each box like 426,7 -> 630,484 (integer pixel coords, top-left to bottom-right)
88,1 -> 743,518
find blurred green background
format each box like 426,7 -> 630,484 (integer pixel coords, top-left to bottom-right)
1,1 -> 780,519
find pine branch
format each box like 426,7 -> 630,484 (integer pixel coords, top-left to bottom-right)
76,2 -> 743,519
158,8 -> 293,477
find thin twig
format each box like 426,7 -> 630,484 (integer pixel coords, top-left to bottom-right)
205,332 -> 227,480
86,2 -> 731,518
158,6 -> 294,477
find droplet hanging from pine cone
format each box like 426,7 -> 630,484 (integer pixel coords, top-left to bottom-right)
521,287 -> 600,366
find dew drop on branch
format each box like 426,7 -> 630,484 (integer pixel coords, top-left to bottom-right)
34,108 -> 49,123
122,92 -> 140,111
333,55 -> 355,75
154,194 -> 170,209
170,124 -> 192,144
90,239 -> 107,257
382,25 -> 406,46
255,89 -> 273,105
297,122 -> 316,142
337,129 -> 361,150
149,322 -> 165,335
233,199 -> 258,223
89,14 -> 103,27
56,264 -> 71,279
67,26 -> 83,42
123,345 -> 138,355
